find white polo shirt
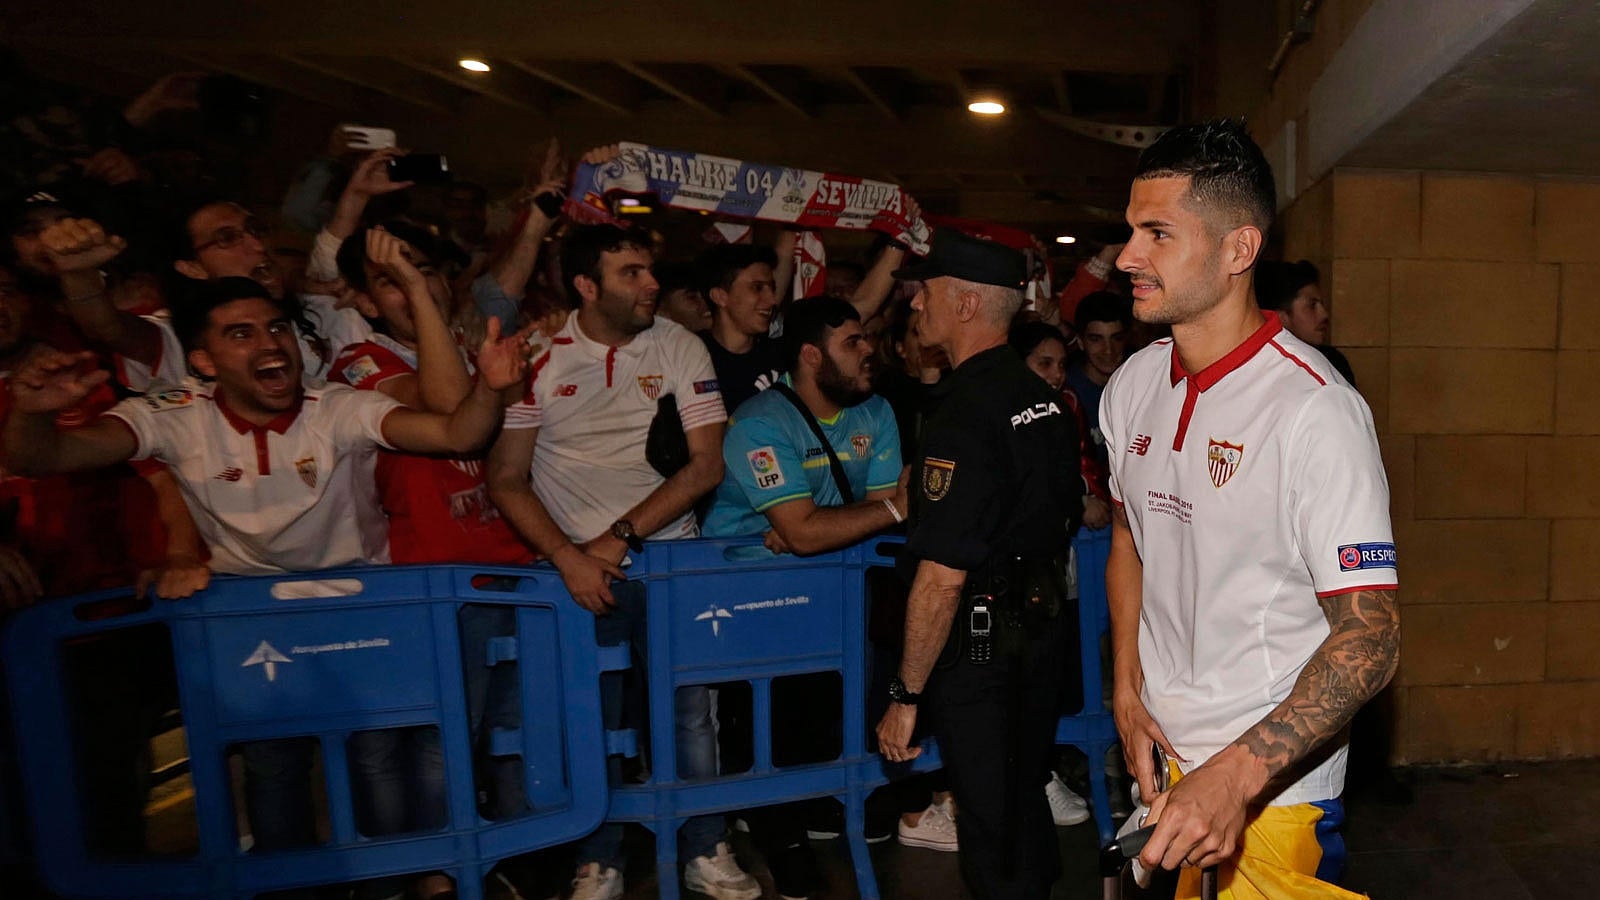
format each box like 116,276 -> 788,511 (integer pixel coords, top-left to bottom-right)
104,380 -> 401,576
503,314 -> 726,544
1101,317 -> 1397,806
118,294 -> 372,391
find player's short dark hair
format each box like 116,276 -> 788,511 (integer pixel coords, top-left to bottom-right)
783,295 -> 860,371
1074,291 -> 1133,335
1135,119 -> 1276,234
695,243 -> 778,298
559,223 -> 653,305
335,220 -> 445,292
1008,320 -> 1069,360
170,276 -> 287,354
1253,259 -> 1321,311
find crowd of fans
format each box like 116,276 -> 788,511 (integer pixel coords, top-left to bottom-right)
0,61 -> 1354,900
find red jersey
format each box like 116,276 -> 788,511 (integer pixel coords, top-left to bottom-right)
0,349 -> 166,596
328,337 -> 533,565
1059,387 -> 1108,503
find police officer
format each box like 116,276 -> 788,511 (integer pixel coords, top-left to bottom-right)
875,229 -> 1081,900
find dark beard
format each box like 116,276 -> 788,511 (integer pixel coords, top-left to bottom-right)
817,351 -> 870,408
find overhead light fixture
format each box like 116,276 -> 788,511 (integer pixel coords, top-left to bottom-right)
967,100 -> 1006,115
458,58 -> 491,73
617,198 -> 642,207
1055,235 -> 1077,245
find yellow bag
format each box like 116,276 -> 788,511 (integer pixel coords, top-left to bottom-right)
1168,765 -> 1367,900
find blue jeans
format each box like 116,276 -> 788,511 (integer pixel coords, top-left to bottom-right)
577,582 -> 724,870
347,726 -> 446,836
459,603 -> 527,819
240,738 -> 318,851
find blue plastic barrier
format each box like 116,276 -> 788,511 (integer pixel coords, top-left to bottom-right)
607,537 -> 939,900
3,530 -> 1117,898
1055,526 -> 1120,843
1,565 -> 622,899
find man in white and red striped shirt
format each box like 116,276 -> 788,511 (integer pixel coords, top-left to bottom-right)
487,223 -> 755,900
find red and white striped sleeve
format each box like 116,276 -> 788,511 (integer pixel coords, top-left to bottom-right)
667,329 -> 728,432
502,347 -> 553,431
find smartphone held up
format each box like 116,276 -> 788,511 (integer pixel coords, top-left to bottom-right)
388,153 -> 451,184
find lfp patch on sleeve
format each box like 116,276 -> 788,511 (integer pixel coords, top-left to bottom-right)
341,355 -> 383,387
693,379 -> 720,395
747,446 -> 785,489
1337,542 -> 1397,571
142,388 -> 193,412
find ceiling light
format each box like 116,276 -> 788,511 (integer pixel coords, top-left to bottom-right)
1055,235 -> 1077,245
458,58 -> 491,73
967,100 -> 1006,115
617,198 -> 642,207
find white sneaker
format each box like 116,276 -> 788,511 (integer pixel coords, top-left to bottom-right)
1047,772 -> 1091,826
683,842 -> 763,900
568,863 -> 623,900
896,801 -> 959,852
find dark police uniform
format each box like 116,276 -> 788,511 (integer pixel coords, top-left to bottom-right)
894,229 -> 1082,900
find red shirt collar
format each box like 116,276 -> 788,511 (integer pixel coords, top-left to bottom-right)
1169,315 -> 1282,392
215,390 -> 303,435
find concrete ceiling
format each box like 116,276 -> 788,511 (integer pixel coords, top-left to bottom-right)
1340,0 -> 1600,176
0,0 -> 1206,244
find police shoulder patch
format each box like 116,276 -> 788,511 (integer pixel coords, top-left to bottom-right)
922,457 -> 956,501
142,388 -> 194,412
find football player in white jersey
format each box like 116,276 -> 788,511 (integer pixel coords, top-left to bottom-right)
1104,121 -> 1398,897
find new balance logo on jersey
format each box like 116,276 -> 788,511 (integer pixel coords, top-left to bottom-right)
214,466 -> 243,482
1129,434 -> 1153,456
554,383 -> 579,397
1010,401 -> 1061,429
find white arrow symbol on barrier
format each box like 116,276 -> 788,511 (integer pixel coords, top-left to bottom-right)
242,640 -> 292,682
694,605 -> 734,636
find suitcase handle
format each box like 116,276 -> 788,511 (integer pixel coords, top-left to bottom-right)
1100,825 -> 1219,899
1098,824 -> 1155,876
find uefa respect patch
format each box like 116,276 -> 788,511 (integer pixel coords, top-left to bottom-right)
1337,542 -> 1397,571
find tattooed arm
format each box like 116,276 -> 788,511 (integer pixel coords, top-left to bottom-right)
1136,588 -> 1400,872
1231,589 -> 1401,790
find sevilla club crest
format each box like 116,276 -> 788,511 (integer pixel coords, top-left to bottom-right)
295,456 -> 319,489
1206,439 -> 1244,488
850,433 -> 872,458
637,374 -> 664,401
922,457 -> 956,501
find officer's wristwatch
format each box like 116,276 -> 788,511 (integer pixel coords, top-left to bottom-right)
610,519 -> 644,553
888,676 -> 921,706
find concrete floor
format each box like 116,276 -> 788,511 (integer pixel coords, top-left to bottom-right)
614,760 -> 1600,900
12,760 -> 1600,898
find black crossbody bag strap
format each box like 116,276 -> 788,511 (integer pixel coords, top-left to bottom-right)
770,382 -> 855,504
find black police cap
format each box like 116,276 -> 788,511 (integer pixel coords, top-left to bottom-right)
891,228 -> 1027,289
